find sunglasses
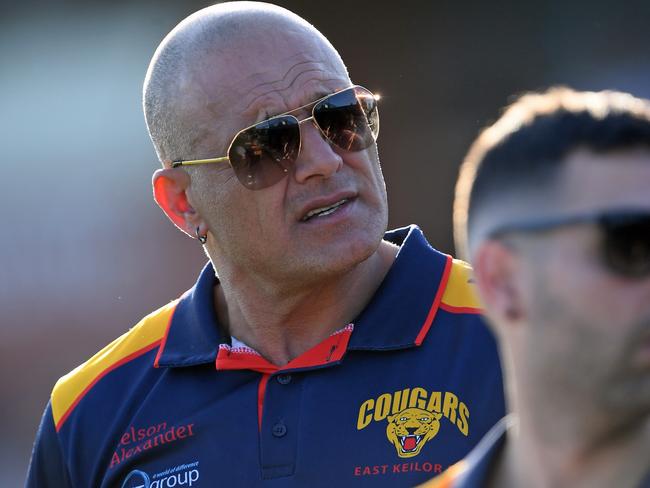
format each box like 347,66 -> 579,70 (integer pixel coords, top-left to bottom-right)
172,85 -> 380,190
487,209 -> 650,279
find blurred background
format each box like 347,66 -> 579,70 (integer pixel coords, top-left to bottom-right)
2,0 -> 649,484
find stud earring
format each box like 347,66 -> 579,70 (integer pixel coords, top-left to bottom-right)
196,227 -> 207,244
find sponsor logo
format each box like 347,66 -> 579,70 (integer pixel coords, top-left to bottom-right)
121,469 -> 150,488
111,422 -> 195,468
357,388 -> 469,459
122,462 -> 200,488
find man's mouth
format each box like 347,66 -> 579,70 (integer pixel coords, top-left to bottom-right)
301,199 -> 348,222
399,435 -> 423,452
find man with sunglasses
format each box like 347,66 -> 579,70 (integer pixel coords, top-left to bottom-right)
424,87 -> 650,488
26,3 -> 505,487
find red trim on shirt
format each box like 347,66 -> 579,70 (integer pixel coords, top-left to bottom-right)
414,255 -> 453,346
215,346 -> 278,374
215,324 -> 354,373
285,325 -> 352,369
439,302 -> 483,315
56,340 -> 161,432
257,373 -> 270,431
153,309 -> 175,368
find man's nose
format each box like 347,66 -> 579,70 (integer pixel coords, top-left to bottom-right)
292,121 -> 343,183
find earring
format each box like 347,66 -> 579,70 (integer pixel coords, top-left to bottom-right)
196,227 -> 207,244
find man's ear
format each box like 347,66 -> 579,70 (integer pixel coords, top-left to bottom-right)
472,240 -> 524,328
152,167 -> 204,238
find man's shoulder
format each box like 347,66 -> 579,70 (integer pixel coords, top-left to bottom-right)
440,258 -> 483,315
50,300 -> 178,432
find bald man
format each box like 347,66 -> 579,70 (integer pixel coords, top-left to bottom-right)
26,3 -> 504,486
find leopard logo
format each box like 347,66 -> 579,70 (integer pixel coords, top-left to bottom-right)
385,407 -> 443,458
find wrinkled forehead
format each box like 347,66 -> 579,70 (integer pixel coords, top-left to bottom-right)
194,33 -> 349,116
228,58 -> 346,111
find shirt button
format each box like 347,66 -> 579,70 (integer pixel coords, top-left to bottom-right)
276,374 -> 292,385
272,423 -> 287,437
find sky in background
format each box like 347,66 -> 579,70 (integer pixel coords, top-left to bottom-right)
2,0 -> 650,484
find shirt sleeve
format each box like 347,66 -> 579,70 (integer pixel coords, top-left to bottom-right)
25,400 -> 73,488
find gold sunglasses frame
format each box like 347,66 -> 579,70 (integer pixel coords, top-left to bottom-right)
170,85 -> 379,169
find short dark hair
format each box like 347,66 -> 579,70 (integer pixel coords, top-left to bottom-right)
454,87 -> 650,258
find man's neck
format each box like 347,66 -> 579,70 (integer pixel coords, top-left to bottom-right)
211,240 -> 399,366
489,406 -> 650,488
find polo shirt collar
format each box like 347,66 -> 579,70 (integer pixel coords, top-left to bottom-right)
348,225 -> 452,350
154,261 -> 224,367
155,225 -> 452,368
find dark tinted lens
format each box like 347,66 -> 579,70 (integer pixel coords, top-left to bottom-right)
228,116 -> 300,190
313,86 -> 379,152
601,214 -> 650,278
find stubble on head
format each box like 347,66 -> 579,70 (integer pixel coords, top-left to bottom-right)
145,3 -> 388,291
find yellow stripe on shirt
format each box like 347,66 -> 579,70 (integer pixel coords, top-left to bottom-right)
51,300 -> 178,430
440,259 -> 483,313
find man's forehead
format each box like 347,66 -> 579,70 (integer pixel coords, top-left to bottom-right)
193,46 -> 347,119
558,147 -> 650,211
231,56 -> 344,107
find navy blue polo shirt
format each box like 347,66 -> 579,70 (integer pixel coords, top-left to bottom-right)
26,225 -> 505,487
